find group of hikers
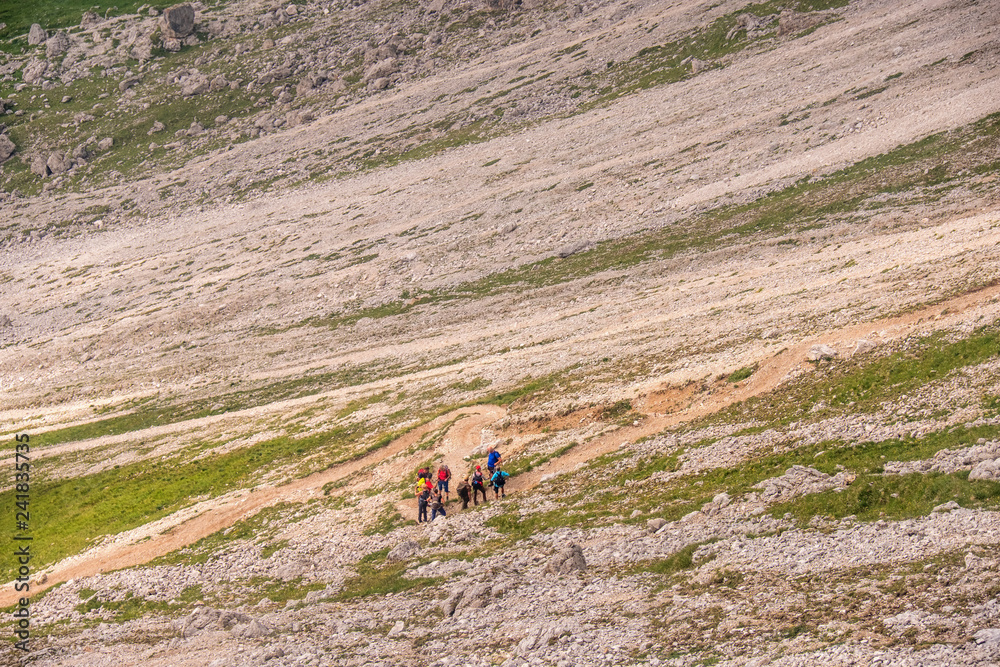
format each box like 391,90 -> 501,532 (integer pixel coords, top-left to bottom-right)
415,445 -> 509,523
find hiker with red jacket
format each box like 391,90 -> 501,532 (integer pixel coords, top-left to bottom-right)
437,464 -> 452,502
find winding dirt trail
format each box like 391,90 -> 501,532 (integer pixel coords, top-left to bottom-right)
0,405 -> 503,607
509,283 -> 1000,492
4,283 -> 998,607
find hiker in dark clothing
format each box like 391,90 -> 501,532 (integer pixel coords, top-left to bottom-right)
430,488 -> 447,521
457,477 -> 472,510
471,466 -> 488,505
417,486 -> 430,523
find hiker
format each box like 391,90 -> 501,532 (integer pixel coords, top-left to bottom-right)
457,477 -> 472,510
437,464 -> 452,502
471,466 -> 488,505
417,486 -> 431,523
491,467 -> 510,499
416,473 -> 432,497
487,445 -> 502,475
430,488 -> 447,521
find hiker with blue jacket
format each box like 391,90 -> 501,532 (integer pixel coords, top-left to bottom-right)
491,467 -> 510,500
486,445 -> 502,475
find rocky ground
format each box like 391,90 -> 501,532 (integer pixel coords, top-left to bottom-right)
1,0 -> 1000,665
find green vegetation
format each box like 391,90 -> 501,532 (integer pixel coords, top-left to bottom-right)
626,540 -> 720,581
773,471 -> 1000,524
0,2 -> 171,43
590,0 -> 848,104
0,421 -> 368,580
726,366 -> 755,383
335,549 -> 442,600
74,583 -> 203,623
714,324 -> 1000,428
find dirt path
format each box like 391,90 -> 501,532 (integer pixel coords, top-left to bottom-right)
4,283 -> 997,607
0,405 -> 504,607
509,282 -> 1000,492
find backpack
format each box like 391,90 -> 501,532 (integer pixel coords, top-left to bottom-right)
438,466 -> 450,481
472,472 -> 484,487
491,470 -> 509,486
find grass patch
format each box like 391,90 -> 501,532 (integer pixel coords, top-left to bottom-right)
0,2 -> 171,42
74,583 -> 203,623
714,323 -> 1000,428
772,471 -> 1000,523
0,423 -> 365,580
335,549 -> 442,600
630,540 -> 718,577
726,366 -> 755,383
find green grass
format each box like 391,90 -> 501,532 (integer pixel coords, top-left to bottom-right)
0,2 -> 172,43
0,423 -> 366,581
727,366 -> 755,383
73,583 -> 203,622
335,549 -> 442,600
772,471 -> 1000,524
713,324 -> 1000,429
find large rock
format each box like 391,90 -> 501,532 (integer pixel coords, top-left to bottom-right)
232,619 -> 270,638
177,606 -> 250,638
21,59 -> 50,85
363,58 -> 397,83
45,32 -> 70,58
179,73 -> 210,96
441,582 -> 491,616
80,11 -> 103,28
162,4 -> 196,39
969,459 -> 1000,482
545,543 -> 587,575
755,465 -> 855,502
28,24 -> 47,46
0,134 -> 15,164
29,155 -> 49,178
807,344 -> 837,361
46,152 -> 70,175
387,540 -> 420,562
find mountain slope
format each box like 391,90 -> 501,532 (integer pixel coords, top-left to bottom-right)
1,0 -> 1000,664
